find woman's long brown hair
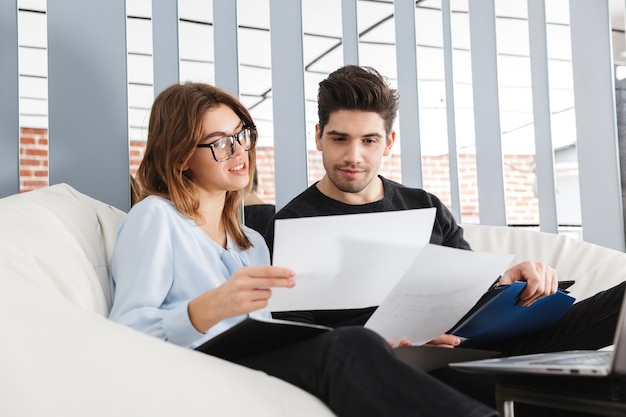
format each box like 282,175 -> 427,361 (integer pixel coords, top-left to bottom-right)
136,82 -> 257,249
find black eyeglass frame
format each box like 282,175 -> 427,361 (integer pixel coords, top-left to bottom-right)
196,125 -> 257,162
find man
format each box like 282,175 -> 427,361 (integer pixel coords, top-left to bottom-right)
243,169 -> 275,235
265,65 -> 625,408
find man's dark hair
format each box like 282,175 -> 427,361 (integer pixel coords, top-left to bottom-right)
317,65 -> 399,135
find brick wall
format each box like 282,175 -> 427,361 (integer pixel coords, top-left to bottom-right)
19,128 -> 539,224
130,140 -> 146,177
19,128 -> 49,191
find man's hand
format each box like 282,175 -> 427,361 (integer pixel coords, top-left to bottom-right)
388,334 -> 462,348
499,261 -> 557,306
423,334 -> 461,348
388,339 -> 413,348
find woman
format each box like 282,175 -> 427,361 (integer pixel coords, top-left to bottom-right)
108,82 -> 495,417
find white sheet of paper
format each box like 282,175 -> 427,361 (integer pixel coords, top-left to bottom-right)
264,209 -> 436,312
364,244 -> 514,345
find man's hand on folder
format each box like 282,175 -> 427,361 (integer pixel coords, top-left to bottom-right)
423,334 -> 462,349
388,339 -> 414,348
498,261 -> 558,307
388,334 -> 462,349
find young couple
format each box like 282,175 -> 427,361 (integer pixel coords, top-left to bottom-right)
109,66 -> 624,417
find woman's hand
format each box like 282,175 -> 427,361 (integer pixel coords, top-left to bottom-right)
214,266 -> 296,317
188,266 -> 295,333
499,261 -> 557,306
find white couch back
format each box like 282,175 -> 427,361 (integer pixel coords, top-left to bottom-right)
462,224 -> 626,301
0,183 -> 125,315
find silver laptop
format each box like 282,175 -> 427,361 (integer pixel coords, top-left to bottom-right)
450,287 -> 626,377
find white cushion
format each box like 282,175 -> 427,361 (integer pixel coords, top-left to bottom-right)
462,224 -> 626,301
0,184 -> 124,315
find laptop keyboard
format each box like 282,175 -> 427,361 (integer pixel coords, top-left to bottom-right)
531,351 -> 611,366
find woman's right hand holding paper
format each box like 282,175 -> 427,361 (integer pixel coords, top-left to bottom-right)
188,266 -> 295,333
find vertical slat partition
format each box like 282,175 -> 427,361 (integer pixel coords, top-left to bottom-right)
569,0 -> 625,250
269,0 -> 308,210
395,0 -> 423,188
47,0 -> 130,210
528,0 -> 559,233
0,1 -> 19,198
152,0 -> 180,96
468,0 -> 507,226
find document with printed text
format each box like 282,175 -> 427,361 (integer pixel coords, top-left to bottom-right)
364,244 -> 514,345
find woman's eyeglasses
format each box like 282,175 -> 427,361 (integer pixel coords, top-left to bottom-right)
197,125 -> 257,162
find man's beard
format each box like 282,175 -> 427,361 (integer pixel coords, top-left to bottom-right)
326,165 -> 372,194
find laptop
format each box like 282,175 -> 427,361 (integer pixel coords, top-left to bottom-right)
450,286 -> 626,377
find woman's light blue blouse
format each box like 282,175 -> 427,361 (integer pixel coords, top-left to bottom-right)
108,195 -> 271,348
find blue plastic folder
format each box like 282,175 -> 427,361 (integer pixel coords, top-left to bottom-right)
449,281 -> 575,348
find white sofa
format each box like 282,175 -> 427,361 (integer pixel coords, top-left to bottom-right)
2,184 -> 625,417
0,184 -> 335,417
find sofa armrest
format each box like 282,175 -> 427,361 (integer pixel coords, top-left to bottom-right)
0,271 -> 334,417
